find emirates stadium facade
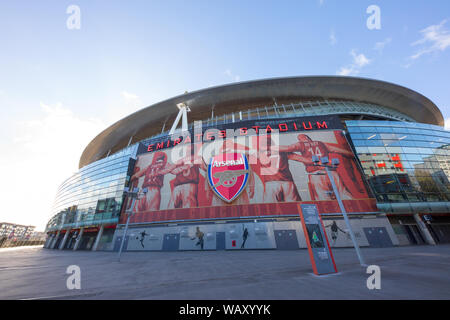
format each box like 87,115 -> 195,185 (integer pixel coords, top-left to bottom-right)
44,76 -> 450,252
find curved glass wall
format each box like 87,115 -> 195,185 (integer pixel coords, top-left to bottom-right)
45,144 -> 139,232
346,120 -> 450,213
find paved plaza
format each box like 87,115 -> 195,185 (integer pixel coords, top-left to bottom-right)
0,245 -> 449,300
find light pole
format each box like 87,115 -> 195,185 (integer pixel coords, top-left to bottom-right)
311,155 -> 366,266
118,186 -> 148,262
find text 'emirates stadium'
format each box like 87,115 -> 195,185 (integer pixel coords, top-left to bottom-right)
44,76 -> 450,252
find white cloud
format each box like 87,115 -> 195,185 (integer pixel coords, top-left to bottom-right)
121,90 -> 139,102
337,50 -> 371,76
353,51 -> 370,67
121,90 -> 141,109
0,103 -> 105,230
224,69 -> 240,82
330,29 -> 337,46
336,67 -> 353,76
105,91 -> 144,124
445,117 -> 450,130
318,0 -> 324,6
410,20 -> 450,60
374,37 -> 392,53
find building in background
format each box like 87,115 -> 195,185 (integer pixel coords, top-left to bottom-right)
43,76 -> 450,252
0,223 -> 45,248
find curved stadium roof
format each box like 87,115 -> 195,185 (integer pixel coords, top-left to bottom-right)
79,76 -> 444,169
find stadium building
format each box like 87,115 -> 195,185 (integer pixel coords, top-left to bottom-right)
44,76 -> 450,252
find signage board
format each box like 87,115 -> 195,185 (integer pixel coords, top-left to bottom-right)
141,115 -> 343,154
299,204 -> 337,275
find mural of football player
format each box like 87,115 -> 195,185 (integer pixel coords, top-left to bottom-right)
279,134 -> 354,200
152,145 -> 200,209
191,143 -> 215,207
253,135 -> 311,203
168,160 -> 200,209
126,165 -> 141,211
131,152 -> 168,211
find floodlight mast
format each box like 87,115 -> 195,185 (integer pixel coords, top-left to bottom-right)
169,102 -> 191,135
313,157 -> 366,266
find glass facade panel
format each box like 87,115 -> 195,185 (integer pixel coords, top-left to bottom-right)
45,144 -> 138,232
346,120 -> 450,205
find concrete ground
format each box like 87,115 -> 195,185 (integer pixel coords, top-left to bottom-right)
0,245 -> 449,300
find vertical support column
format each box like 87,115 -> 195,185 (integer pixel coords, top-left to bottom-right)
50,231 -> 61,249
211,104 -> 215,120
181,106 -> 188,131
58,230 -> 70,250
44,234 -> 52,248
126,136 -> 133,147
170,103 -> 190,135
73,228 -> 84,251
92,225 -> 104,251
169,108 -> 184,135
413,214 -> 436,245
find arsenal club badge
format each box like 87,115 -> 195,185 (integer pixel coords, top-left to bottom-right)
207,153 -> 250,203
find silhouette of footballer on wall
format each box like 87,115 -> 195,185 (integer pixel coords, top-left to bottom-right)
191,227 -> 204,250
241,227 -> 249,248
136,230 -> 148,248
325,221 -> 348,245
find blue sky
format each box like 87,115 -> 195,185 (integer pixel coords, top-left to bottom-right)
0,0 -> 449,230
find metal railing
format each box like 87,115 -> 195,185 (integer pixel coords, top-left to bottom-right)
139,100 -> 414,146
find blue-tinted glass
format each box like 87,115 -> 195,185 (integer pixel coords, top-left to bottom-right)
46,147 -> 137,231
404,154 -> 423,161
366,139 -> 383,146
355,146 -> 370,154
344,120 -> 450,209
352,140 -> 366,147
376,127 -> 394,133
347,126 -> 361,133
399,140 -> 416,147
383,140 -> 400,147
361,133 -> 378,139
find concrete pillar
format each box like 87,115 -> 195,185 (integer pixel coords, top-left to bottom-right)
44,235 -> 52,248
50,231 -> 61,249
58,230 -> 70,250
413,214 -> 436,245
92,225 -> 104,251
73,228 -> 84,251
46,234 -> 53,249
47,235 -> 55,248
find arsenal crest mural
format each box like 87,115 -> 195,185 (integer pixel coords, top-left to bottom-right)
207,153 -> 250,203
